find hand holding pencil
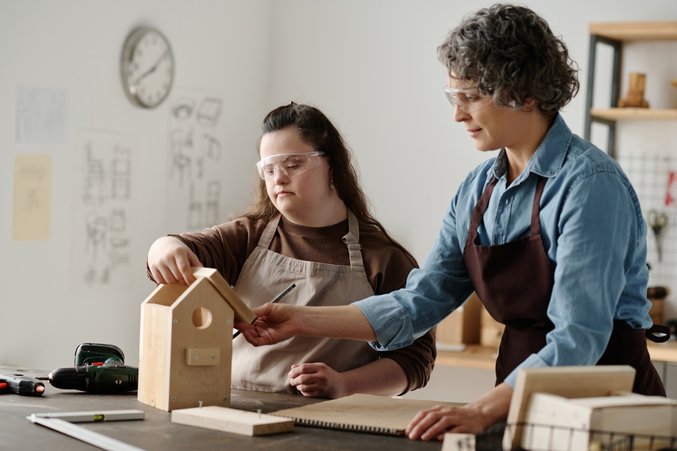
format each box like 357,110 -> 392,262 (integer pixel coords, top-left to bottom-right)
232,283 -> 296,339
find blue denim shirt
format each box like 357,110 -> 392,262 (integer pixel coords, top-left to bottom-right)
354,114 -> 651,387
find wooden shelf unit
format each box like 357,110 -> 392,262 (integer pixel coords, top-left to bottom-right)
583,21 -> 677,158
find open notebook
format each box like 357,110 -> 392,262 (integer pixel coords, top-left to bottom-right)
272,393 -> 462,436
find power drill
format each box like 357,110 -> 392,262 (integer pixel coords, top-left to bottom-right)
48,343 -> 138,394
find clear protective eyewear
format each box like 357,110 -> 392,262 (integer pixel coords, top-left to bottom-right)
443,86 -> 492,113
256,151 -> 325,180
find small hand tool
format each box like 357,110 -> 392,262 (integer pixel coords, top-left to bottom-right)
0,373 -> 45,396
647,209 -> 668,262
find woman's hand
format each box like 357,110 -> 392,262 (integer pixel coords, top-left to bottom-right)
147,236 -> 202,285
405,383 -> 512,441
288,362 -> 348,399
236,303 -> 303,346
405,404 -> 489,441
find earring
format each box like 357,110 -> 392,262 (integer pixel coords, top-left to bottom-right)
329,178 -> 335,190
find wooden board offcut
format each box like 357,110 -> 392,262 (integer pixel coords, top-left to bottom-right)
503,365 -> 635,449
193,267 -> 256,324
171,406 -> 294,436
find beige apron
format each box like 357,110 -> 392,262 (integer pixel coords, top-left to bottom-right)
232,210 -> 378,392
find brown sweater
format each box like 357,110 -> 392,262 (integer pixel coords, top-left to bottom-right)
171,215 -> 436,393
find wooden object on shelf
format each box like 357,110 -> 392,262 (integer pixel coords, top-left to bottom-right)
480,306 -> 504,349
503,365 -> 636,450
649,298 -> 665,325
436,292 -> 482,346
138,267 -> 255,412
618,72 -> 649,108
647,285 -> 669,325
171,406 -> 294,436
521,392 -> 677,450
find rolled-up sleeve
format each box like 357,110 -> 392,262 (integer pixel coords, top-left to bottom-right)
355,190 -> 476,351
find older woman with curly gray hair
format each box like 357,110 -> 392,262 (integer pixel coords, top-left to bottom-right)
237,3 -> 666,439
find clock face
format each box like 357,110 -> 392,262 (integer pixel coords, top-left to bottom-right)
121,27 -> 174,108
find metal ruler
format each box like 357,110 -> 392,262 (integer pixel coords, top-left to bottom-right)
27,410 -> 145,451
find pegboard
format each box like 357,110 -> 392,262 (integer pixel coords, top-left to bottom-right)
618,154 -> 677,288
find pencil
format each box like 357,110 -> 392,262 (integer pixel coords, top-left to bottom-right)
232,283 -> 296,339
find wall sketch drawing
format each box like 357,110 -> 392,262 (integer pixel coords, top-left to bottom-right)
73,132 -> 135,288
168,92 -> 225,230
16,86 -> 67,146
196,97 -> 222,127
13,154 -> 52,240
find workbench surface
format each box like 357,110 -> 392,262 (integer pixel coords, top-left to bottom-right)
436,340 -> 677,370
0,370 -> 442,451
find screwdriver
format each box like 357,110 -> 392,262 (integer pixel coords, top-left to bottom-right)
0,373 -> 46,396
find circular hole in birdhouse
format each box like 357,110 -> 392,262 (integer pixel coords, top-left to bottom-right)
192,307 -> 213,329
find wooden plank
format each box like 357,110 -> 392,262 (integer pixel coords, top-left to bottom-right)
648,341 -> 677,363
591,107 -> 677,121
167,279 -> 233,411
172,406 -> 294,436
435,345 -> 497,370
589,21 -> 677,41
503,365 -> 635,450
193,267 -> 256,324
138,288 -> 176,411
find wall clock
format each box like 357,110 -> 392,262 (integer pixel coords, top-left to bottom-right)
120,27 -> 175,109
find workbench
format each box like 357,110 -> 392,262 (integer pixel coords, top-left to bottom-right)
0,371 -> 442,451
433,341 -> 677,399
436,340 -> 677,369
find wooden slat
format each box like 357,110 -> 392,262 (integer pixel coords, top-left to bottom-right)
591,107 -> 677,120
589,21 -> 677,41
193,267 -> 256,324
172,406 -> 294,436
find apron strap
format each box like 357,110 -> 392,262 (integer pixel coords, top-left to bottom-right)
646,324 -> 671,343
256,214 -> 281,249
469,177 -> 498,241
530,177 -> 547,236
469,176 -> 547,241
256,211 -> 366,272
342,210 -> 366,272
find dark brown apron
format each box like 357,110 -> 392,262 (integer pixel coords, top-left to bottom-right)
463,175 -> 665,396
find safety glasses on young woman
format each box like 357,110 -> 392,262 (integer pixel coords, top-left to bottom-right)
443,86 -> 492,113
256,151 -> 325,180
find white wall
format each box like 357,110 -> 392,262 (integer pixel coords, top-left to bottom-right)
2,0 -> 677,371
0,0 -> 271,369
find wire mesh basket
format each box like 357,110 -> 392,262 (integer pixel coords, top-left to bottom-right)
451,422 -> 677,450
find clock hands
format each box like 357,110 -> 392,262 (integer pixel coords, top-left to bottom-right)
133,49 -> 170,87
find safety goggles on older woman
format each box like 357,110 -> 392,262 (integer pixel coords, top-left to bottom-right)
443,86 -> 492,113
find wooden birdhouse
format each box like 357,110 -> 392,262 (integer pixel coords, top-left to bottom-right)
138,267 -> 255,412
